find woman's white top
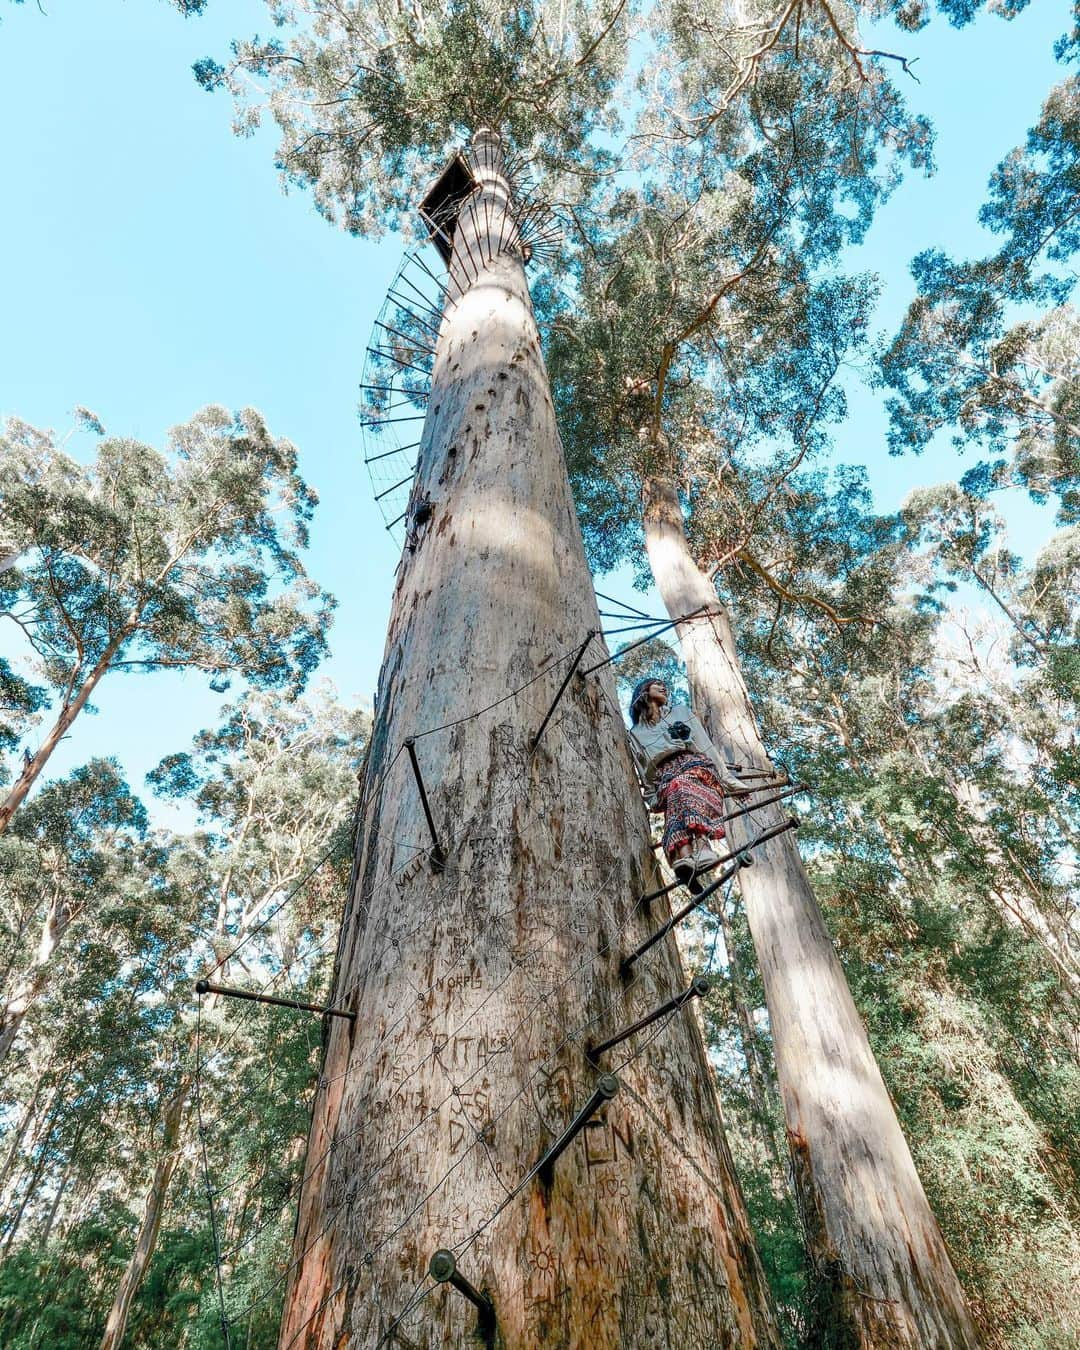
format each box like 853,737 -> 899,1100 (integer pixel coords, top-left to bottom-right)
628,703 -> 746,807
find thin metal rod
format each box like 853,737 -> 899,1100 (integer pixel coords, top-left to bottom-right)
358,384 -> 430,400
365,441 -> 421,465
694,815 -> 800,890
536,1074 -> 619,1183
588,976 -> 710,1059
366,347 -> 433,379
387,291 -> 441,336
193,980 -> 355,1022
408,250 -> 452,299
622,858 -> 751,970
530,630 -> 596,751
597,609 -> 658,621
428,1250 -> 495,1333
374,470 -> 417,502
397,269 -> 448,315
580,606 -> 710,677
385,510 -> 408,530
373,319 -> 436,355
358,398 -> 428,417
637,814 -> 800,905
602,619 -> 671,637
721,784 -> 800,825
404,737 -> 446,867
638,838 -> 747,906
360,414 -> 428,428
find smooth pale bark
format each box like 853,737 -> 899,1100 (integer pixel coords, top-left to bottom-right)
946,776 -> 1080,998
2,1092 -> 62,1256
279,134 -> 781,1350
642,475 -> 980,1349
99,1081 -> 189,1350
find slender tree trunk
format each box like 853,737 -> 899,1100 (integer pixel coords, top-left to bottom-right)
39,1163 -> 73,1247
642,475 -> 980,1349
0,1063 -> 50,1199
0,897 -> 70,1069
279,132 -> 781,1350
0,626 -> 130,836
2,1095 -> 62,1256
99,1080 -> 189,1350
949,778 -> 1080,998
715,902 -> 784,1175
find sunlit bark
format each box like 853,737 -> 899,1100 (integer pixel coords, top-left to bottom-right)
278,132 -> 781,1349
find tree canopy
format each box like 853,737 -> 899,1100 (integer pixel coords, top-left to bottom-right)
0,406 -> 333,832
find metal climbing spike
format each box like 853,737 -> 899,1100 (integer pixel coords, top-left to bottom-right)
637,814 -> 800,905
536,1074 -> 619,1183
193,979 -> 356,1022
648,779 -> 793,849
404,737 -> 446,868
622,856 -> 753,972
579,606 -> 710,677
529,630 -> 597,751
364,440 -> 421,465
721,784 -> 801,825
638,838 -> 748,906
587,977 -> 710,1060
428,1249 -> 496,1335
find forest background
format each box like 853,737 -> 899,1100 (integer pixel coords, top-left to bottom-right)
0,0 -> 1077,1346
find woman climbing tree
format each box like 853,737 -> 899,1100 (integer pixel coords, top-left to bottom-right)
627,676 -> 752,885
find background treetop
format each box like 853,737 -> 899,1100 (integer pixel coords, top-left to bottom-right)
0,405 -> 334,827
193,0 -> 633,234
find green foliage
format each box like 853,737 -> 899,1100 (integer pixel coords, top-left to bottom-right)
0,687 -> 367,1348
0,406 -> 334,825
0,657 -> 45,771
880,44 -> 1080,519
194,0 -> 629,234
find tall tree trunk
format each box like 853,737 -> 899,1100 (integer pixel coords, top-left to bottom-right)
98,1080 -> 189,1350
279,132 -> 781,1350
642,475 -> 980,1349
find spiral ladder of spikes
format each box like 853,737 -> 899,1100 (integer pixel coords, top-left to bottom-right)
361,143 -> 562,542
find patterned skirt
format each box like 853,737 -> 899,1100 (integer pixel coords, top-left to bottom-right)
656,752 -> 728,861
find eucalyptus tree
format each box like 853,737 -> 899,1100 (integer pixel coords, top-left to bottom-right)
731,504 -> 1080,1343
897,480 -> 1080,995
877,13 -> 1080,998
196,8 -> 792,1340
95,688 -> 368,1350
0,407 -> 332,835
0,783 -> 185,1258
881,24 -> 1080,510
0,687 -> 366,1347
147,686 -> 369,969
0,660 -> 44,780
0,759 -> 150,1070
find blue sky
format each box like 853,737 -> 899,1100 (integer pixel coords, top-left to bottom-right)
0,0 -> 1069,820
